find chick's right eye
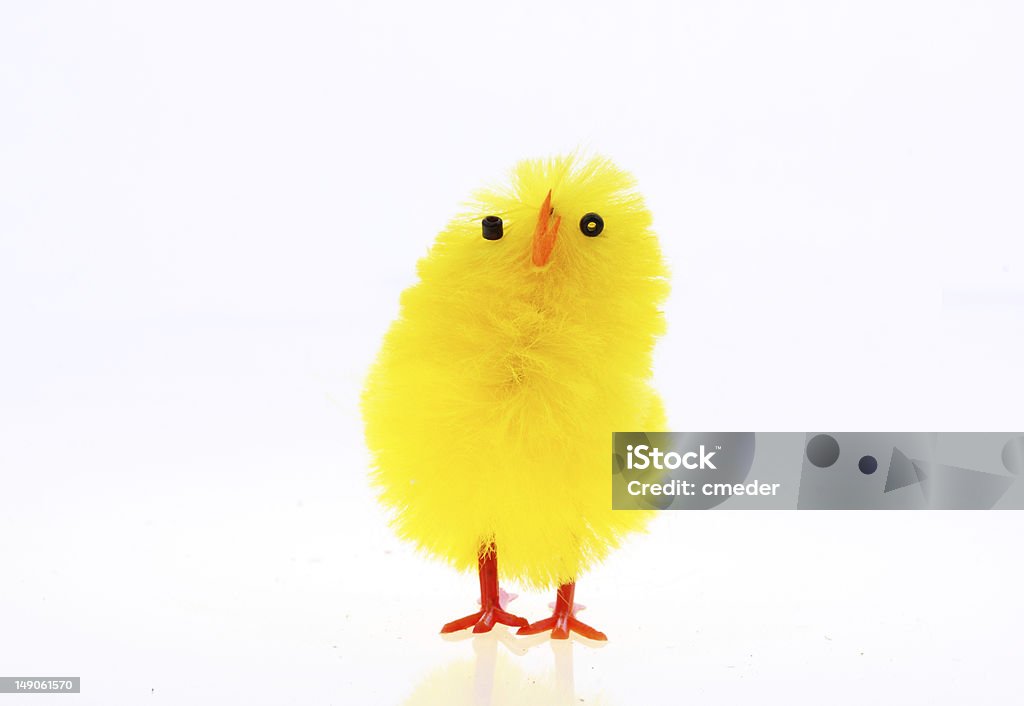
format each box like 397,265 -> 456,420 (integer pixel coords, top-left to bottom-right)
482,215 -> 503,240
579,212 -> 604,237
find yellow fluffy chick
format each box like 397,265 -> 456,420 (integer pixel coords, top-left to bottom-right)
362,154 -> 669,639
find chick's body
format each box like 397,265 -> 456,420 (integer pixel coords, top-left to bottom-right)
363,155 -> 669,591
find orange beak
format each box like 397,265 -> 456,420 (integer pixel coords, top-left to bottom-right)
531,190 -> 561,268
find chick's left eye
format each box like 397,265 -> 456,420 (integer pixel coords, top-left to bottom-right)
579,212 -> 604,237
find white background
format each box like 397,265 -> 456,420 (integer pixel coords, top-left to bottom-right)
2,1 -> 1023,704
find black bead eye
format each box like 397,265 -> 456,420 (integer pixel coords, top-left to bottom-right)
481,215 -> 503,240
579,212 -> 603,237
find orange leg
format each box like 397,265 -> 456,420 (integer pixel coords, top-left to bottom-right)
440,547 -> 528,634
517,582 -> 607,641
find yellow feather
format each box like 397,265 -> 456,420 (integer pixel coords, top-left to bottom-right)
362,154 -> 669,589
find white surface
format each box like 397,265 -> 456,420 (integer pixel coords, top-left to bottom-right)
1,1 -> 1023,704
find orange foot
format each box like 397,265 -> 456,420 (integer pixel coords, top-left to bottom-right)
440,550 -> 528,634
441,606 -> 528,634
517,582 -> 607,641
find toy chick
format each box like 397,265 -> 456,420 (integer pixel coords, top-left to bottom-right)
362,154 -> 669,639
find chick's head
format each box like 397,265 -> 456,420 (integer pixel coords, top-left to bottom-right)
416,154 -> 669,326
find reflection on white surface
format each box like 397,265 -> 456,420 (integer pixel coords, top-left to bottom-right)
404,631 -> 607,706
